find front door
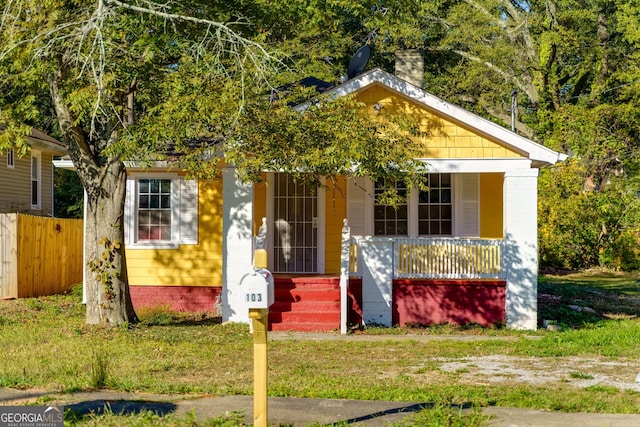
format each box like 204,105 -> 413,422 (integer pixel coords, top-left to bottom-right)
272,174 -> 318,273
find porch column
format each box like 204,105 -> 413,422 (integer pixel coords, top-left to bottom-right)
222,167 -> 254,324
503,169 -> 539,330
360,237 -> 394,326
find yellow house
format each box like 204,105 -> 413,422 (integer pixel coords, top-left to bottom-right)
68,53 -> 566,332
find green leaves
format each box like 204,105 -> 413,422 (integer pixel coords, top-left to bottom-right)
224,87 -> 427,202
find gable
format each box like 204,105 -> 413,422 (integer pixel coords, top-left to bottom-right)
320,68 -> 566,168
357,84 -> 523,160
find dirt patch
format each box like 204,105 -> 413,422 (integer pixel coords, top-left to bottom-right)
437,355 -> 640,391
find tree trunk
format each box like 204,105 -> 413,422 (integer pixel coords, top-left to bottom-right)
48,67 -> 138,326
84,160 -> 138,325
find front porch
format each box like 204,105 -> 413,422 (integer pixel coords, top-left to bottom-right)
223,168 -> 542,331
268,231 -> 510,332
339,224 -> 509,331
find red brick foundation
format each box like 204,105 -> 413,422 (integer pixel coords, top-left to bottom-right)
130,286 -> 222,313
392,279 -> 506,327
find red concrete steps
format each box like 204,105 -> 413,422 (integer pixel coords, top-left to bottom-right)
268,276 -> 341,332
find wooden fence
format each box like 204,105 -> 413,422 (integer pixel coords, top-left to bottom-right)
0,213 -> 83,298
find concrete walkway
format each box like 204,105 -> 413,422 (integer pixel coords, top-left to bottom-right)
2,387 -> 640,426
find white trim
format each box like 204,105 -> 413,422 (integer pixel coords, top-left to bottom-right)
125,172 -> 197,250
6,150 -> 14,168
316,68 -> 566,167
266,173 -> 275,272
504,169 -> 539,178
419,158 -> 532,173
52,158 -> 74,170
127,172 -> 181,179
30,150 -> 41,210
221,167 -> 254,324
407,189 -> 418,238
317,177 -> 326,274
346,177 -> 375,237
503,170 -> 539,330
363,178 -> 375,236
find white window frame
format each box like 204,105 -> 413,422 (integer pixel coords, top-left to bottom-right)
125,173 -> 198,249
31,150 -> 41,210
359,173 -> 480,238
373,174 -> 454,238
136,178 -> 173,242
7,149 -> 14,168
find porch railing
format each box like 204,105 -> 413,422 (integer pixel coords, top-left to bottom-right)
394,238 -> 505,279
347,228 -> 506,280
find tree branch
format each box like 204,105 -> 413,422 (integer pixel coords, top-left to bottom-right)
451,48 -> 538,103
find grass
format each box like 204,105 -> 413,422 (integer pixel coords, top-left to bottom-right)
1,273 -> 640,426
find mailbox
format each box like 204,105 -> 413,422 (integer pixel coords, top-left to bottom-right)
240,268 -> 274,309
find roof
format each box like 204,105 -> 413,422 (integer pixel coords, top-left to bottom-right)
270,76 -> 335,104
303,68 -> 567,168
0,123 -> 66,155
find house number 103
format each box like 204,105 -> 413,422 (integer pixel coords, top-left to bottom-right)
245,293 -> 263,302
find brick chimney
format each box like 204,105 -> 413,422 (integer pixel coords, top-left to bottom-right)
394,49 -> 424,88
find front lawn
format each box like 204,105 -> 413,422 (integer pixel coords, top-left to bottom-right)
1,272 -> 639,425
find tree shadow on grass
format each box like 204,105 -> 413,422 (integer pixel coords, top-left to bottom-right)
337,402 -> 432,424
137,308 -> 223,327
64,399 -> 177,420
328,402 -> 481,426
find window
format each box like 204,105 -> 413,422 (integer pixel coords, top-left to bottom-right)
373,174 -> 455,237
31,151 -> 41,210
137,179 -> 172,241
374,179 -> 408,236
7,150 -> 14,168
351,173 -> 479,238
125,175 -> 198,248
417,174 -> 452,236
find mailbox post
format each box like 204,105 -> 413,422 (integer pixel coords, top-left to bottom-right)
241,268 -> 273,427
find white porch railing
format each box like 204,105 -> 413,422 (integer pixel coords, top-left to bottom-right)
345,225 -> 506,280
344,220 -> 508,334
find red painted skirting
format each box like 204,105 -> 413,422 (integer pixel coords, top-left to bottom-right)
392,279 -> 506,327
348,278 -> 363,326
130,286 -> 221,313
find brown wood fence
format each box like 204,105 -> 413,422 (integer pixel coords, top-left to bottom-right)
1,213 -> 83,298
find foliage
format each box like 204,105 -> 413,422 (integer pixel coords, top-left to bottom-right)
0,0 -> 435,324
0,0 -> 281,325
54,168 -> 84,218
539,161 -> 640,270
381,0 -> 640,270
226,88 -> 428,202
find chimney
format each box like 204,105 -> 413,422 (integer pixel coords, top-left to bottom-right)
394,49 -> 424,88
